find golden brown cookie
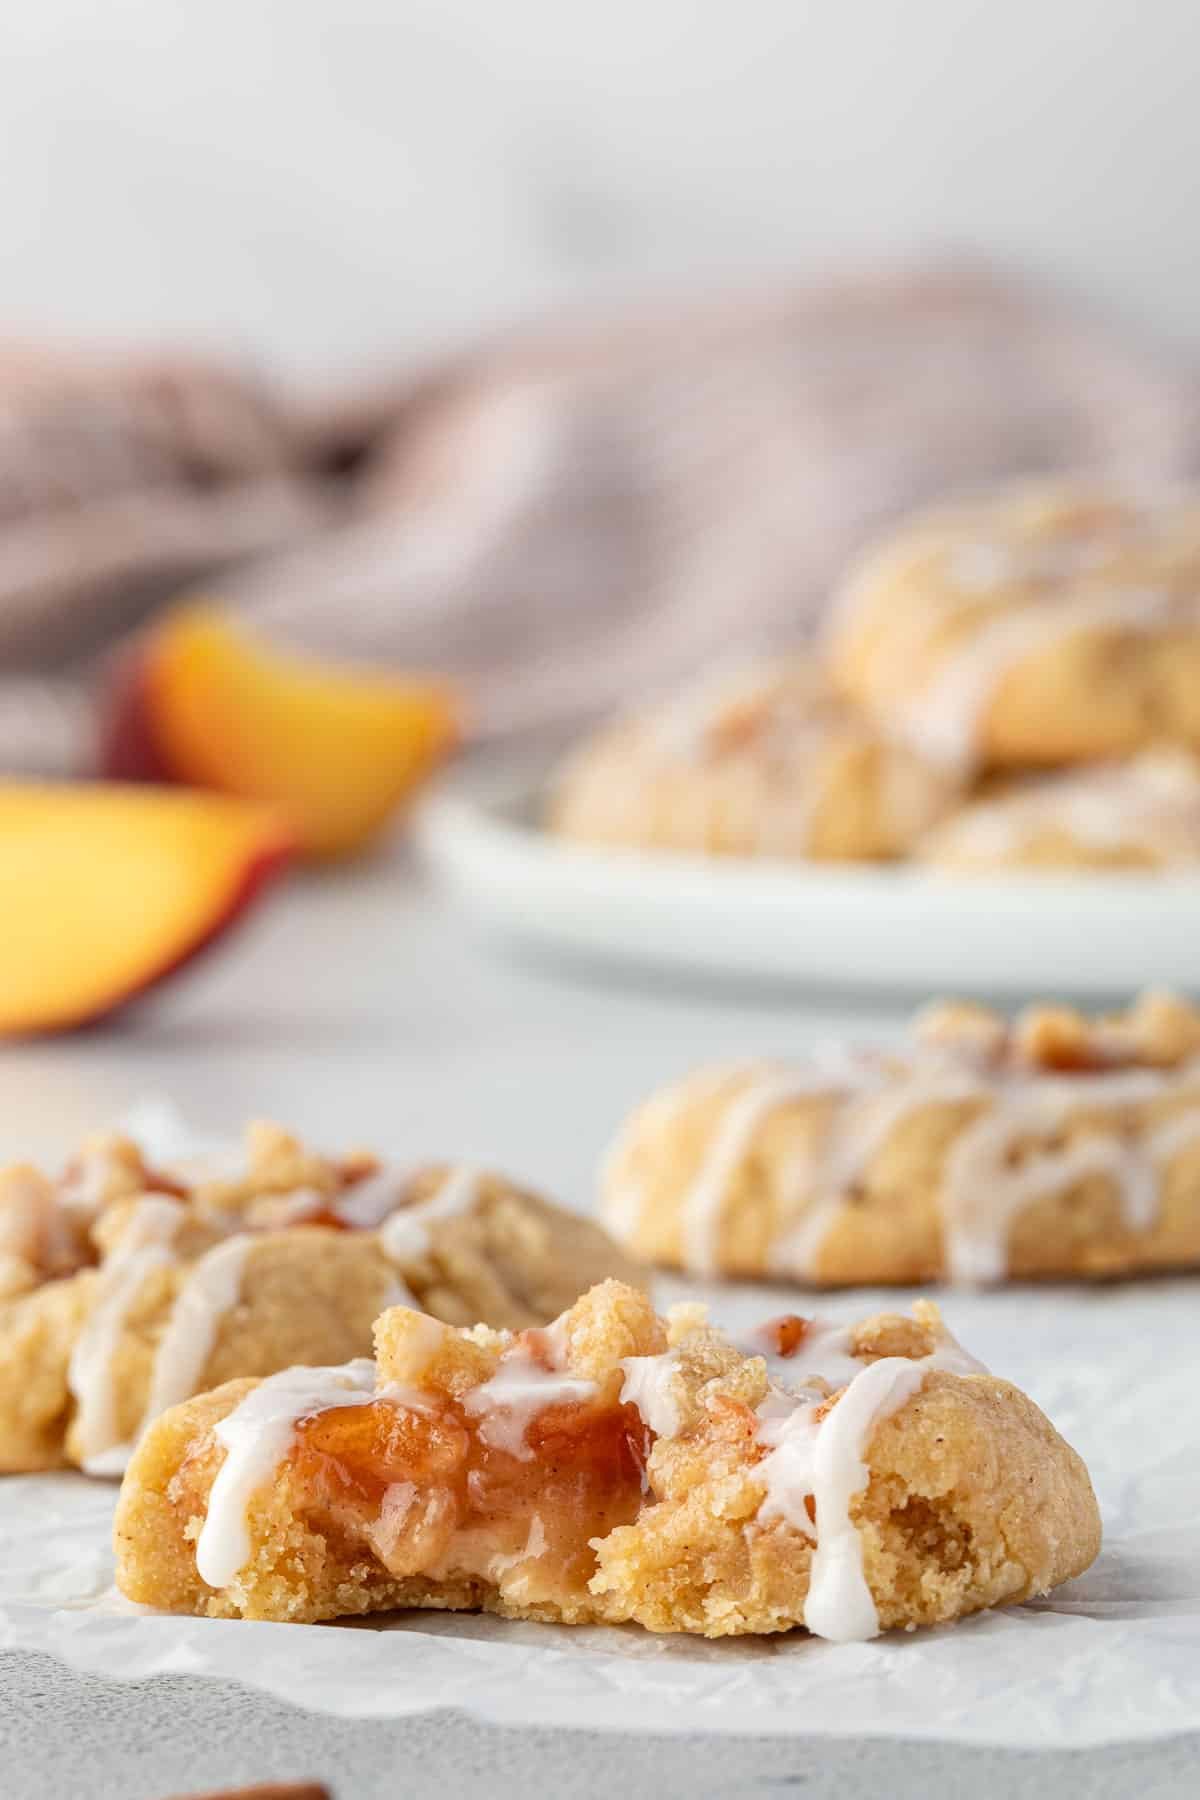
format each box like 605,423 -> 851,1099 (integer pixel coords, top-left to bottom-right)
827,482 -> 1200,775
920,751 -> 1200,870
548,656 -> 958,862
114,1279 -> 1099,1640
0,1124 -> 643,1475
601,990 -> 1200,1285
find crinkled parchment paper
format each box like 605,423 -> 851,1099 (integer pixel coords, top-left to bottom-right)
2,1275 -> 1198,1745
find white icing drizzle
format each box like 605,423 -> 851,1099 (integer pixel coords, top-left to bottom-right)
892,588 -> 1191,775
462,1346 -> 597,1460
756,1335 -> 986,1642
87,1233 -> 256,1479
802,1355 -> 943,1640
736,1319 -> 866,1395
941,1097 -> 1150,1284
377,1165 -> 483,1263
1147,1110 -> 1200,1168
650,658 -> 789,761
196,1359 -> 377,1589
0,1169 -> 78,1284
619,1349 -> 684,1437
930,753 -> 1200,866
66,1195 -> 183,1474
768,1065 -> 983,1280
679,1067 -> 865,1276
139,1234 -> 253,1430
754,1393 -> 822,1540
118,1096 -> 214,1168
248,1187 -> 327,1228
600,1064 -> 749,1248
330,1168 -> 411,1229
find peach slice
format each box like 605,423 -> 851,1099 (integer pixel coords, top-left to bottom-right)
0,784 -> 292,1035
103,605 -> 461,857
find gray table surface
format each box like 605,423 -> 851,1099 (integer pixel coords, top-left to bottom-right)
4,852 -> 1197,1798
4,1656 -> 1194,1800
5,1650 -> 1197,1800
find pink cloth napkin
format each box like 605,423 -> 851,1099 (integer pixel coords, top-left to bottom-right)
1,264 -> 1197,771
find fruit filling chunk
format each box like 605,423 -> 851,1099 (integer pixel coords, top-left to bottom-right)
290,1336 -> 649,1604
170,1285 -> 665,1621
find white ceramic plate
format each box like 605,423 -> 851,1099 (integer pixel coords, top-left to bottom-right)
416,760 -> 1200,995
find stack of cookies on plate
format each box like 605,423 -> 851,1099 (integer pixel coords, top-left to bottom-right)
550,481 -> 1200,871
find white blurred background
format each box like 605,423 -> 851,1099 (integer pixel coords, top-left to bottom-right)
4,0 -> 1197,374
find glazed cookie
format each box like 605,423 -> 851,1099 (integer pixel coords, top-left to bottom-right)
548,656 -> 959,862
827,482 -> 1200,775
601,990 -> 1200,1285
0,1123 -> 643,1475
921,751 -> 1200,870
114,1279 -> 1099,1640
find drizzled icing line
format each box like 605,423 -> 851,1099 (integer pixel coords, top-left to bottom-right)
140,1234 -> 253,1427
66,1196 -> 184,1475
890,589 -> 1190,776
69,1214 -> 254,1478
614,1315 -> 986,1643
619,1348 -> 684,1437
599,1064 -> 752,1252
757,1345 -> 975,1641
679,1071 -> 843,1276
663,1051 -> 888,1277
928,754 -> 1200,865
767,1068 -> 984,1281
377,1165 -> 483,1263
736,1318 -> 867,1394
462,1350 -> 597,1459
196,1360 -> 378,1589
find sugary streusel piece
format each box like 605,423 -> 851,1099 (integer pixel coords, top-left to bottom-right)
912,998 -> 1009,1060
1098,989 -> 1200,1068
196,1121 -> 359,1223
1011,1003 -> 1099,1072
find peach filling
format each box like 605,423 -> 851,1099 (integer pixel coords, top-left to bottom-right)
291,1384 -> 649,1602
